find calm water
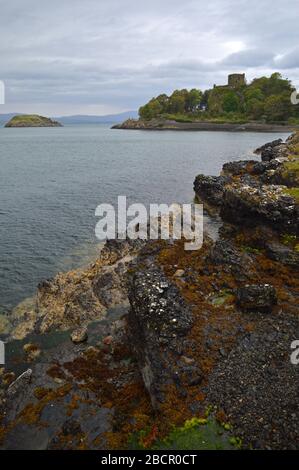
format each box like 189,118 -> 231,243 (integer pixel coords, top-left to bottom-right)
0,124 -> 290,310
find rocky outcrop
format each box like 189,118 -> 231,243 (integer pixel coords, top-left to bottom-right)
254,138 -> 283,154
8,239 -> 142,339
127,264 -> 194,409
221,183 -> 299,234
194,134 -> 299,235
194,175 -> 230,207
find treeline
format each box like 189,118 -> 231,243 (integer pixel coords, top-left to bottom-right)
139,73 -> 299,123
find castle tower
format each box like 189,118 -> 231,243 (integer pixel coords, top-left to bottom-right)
228,73 -> 246,88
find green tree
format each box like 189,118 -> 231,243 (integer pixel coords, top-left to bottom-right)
222,91 -> 240,113
186,89 -> 202,112
264,94 -> 293,121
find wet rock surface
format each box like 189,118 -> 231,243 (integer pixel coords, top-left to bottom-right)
127,263 -> 193,409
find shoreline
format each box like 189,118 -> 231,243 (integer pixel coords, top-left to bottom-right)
0,133 -> 298,450
112,119 -> 298,133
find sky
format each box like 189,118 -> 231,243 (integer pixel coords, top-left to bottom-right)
0,0 -> 299,116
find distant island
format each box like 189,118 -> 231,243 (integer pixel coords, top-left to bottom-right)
113,73 -> 299,131
5,114 -> 63,128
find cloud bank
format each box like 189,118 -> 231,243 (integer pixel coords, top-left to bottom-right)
0,0 -> 299,115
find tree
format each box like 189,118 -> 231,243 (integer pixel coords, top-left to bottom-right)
264,94 -> 293,122
222,91 -> 240,113
185,89 -> 202,112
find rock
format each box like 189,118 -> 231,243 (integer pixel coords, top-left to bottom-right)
221,183 -> 299,234
173,269 -> 185,278
254,139 -> 283,154
207,238 -> 253,278
194,174 -> 231,207
7,369 -> 32,396
103,335 -> 113,345
127,264 -> 193,409
265,242 -> 299,267
261,144 -> 288,162
181,356 -> 195,365
236,284 -> 277,312
222,160 -> 257,176
70,327 -> 88,344
23,343 -> 41,361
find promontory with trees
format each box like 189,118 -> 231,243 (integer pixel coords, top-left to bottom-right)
113,73 -> 299,131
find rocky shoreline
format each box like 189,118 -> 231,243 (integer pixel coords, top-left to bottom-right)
0,134 -> 298,450
112,118 -> 299,133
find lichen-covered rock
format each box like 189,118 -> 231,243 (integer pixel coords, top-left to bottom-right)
70,327 -> 88,344
127,264 -> 194,409
194,174 -> 230,207
220,183 -> 299,234
222,160 -> 257,176
9,239 -> 141,339
261,144 -> 288,162
236,284 -> 277,312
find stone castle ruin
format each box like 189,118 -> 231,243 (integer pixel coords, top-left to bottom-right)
228,73 -> 246,88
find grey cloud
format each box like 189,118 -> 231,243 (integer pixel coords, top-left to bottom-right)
0,0 -> 299,115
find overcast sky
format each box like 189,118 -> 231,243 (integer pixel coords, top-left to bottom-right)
0,0 -> 299,116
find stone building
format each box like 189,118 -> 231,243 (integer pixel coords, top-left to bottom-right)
228,73 -> 246,88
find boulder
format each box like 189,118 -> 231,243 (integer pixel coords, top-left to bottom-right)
127,264 -> 193,409
194,174 -> 231,207
70,327 -> 88,344
265,242 -> 299,267
236,284 -> 277,312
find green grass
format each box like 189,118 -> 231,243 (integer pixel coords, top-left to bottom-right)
284,187 -> 299,202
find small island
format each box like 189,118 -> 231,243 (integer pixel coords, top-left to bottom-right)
4,114 -> 63,128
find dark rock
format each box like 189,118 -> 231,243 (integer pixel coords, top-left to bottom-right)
222,160 -> 256,176
194,174 -> 231,207
261,144 -> 288,162
254,138 -> 283,154
207,238 -> 253,278
265,242 -> 299,267
236,284 -> 277,312
127,264 -> 193,409
221,183 -> 299,234
62,419 -> 82,436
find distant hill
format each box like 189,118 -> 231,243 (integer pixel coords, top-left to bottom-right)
0,110 -> 138,126
54,110 -> 138,124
